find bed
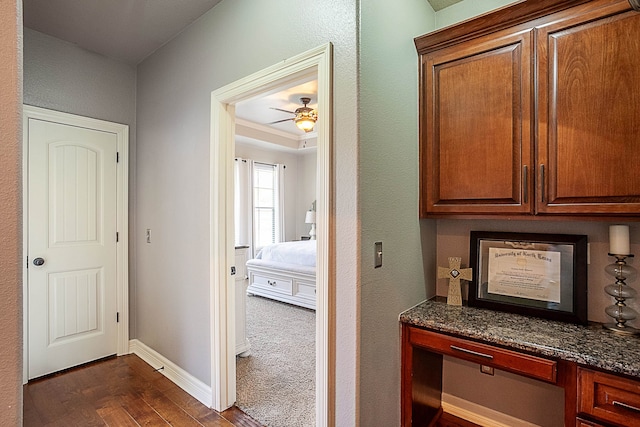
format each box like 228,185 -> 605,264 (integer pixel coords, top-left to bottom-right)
246,240 -> 316,310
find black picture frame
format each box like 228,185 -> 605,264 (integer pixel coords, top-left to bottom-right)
469,231 -> 588,325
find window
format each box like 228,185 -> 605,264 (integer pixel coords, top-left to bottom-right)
234,159 -> 285,255
253,162 -> 283,251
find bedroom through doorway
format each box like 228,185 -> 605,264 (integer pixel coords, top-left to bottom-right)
232,77 -> 319,426
209,43 -> 332,425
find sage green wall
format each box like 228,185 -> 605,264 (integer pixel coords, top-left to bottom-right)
0,0 -> 23,423
359,1 -> 435,425
435,0 -> 519,29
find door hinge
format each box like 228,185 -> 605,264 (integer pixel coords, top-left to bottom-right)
26,256 -> 29,269
116,312 -> 120,323
116,152 -> 120,163
116,232 -> 119,242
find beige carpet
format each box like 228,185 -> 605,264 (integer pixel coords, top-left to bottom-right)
236,295 -> 315,427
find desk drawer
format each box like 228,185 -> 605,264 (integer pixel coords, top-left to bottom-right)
409,328 -> 557,383
578,367 -> 640,427
576,418 -> 605,427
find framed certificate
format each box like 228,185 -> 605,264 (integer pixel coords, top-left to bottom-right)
469,231 -> 588,325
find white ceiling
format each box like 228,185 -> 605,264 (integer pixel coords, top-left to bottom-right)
23,0 -> 318,152
236,80 -> 318,133
235,78 -> 319,152
22,0 -> 462,151
23,0 -> 466,65
23,0 -> 223,65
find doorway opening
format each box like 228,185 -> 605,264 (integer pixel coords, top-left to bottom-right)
210,43 -> 332,426
233,75 -> 318,425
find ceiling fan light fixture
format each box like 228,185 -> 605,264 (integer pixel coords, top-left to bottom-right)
295,108 -> 317,132
294,96 -> 318,133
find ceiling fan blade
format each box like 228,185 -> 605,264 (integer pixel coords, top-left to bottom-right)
269,107 -> 295,114
268,118 -> 294,124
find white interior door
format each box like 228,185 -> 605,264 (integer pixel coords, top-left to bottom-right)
28,117 -> 118,379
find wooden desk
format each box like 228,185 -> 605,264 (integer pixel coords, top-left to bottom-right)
400,300 -> 640,427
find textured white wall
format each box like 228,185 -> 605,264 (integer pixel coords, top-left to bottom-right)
23,29 -> 137,127
359,1 -> 436,425
23,27 -> 139,336
0,0 -> 23,423
135,2 -> 358,423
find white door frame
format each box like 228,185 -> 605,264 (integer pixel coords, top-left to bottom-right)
22,105 -> 129,382
210,43 -> 333,426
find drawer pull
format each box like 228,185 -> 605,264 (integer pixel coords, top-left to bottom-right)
540,164 -> 545,203
268,280 -> 277,286
523,165 -> 528,203
613,400 -> 640,413
450,345 -> 494,359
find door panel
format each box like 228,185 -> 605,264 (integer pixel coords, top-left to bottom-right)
51,144 -> 100,245
28,118 -> 118,379
48,268 -> 101,345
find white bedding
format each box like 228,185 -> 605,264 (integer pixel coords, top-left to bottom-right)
254,240 -> 316,267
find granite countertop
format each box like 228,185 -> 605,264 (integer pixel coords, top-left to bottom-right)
400,299 -> 640,379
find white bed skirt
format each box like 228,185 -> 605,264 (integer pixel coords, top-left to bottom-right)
245,259 -> 316,310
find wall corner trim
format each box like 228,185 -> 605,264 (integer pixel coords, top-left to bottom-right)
129,339 -> 213,408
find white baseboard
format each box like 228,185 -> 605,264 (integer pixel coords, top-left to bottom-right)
442,393 -> 538,427
129,339 -> 212,408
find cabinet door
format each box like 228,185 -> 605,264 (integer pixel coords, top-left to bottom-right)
420,28 -> 533,216
537,1 -> 640,215
578,367 -> 640,427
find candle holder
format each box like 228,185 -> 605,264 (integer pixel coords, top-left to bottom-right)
604,253 -> 639,335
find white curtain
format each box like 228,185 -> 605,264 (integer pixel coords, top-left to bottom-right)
276,163 -> 286,243
234,158 -> 251,247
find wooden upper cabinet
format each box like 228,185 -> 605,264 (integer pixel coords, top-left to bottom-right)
416,0 -> 640,218
537,1 -> 640,215
421,28 -> 533,216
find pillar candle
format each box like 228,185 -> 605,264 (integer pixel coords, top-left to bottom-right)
610,225 -> 630,255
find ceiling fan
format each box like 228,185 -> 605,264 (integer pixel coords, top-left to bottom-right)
269,97 -> 318,133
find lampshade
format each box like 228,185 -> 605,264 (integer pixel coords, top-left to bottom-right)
305,210 -> 316,224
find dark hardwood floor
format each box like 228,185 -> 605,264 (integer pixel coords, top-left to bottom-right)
23,354 -> 263,427
23,353 -> 480,427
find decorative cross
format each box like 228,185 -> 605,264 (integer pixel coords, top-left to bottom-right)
437,257 -> 473,306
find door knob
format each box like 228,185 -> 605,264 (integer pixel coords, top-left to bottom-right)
33,257 -> 45,266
